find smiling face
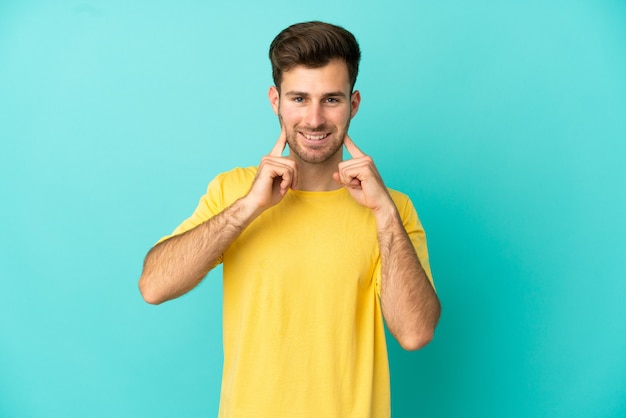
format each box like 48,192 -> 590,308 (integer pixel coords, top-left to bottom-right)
269,59 -> 361,166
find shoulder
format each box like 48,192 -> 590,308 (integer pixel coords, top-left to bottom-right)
204,166 -> 258,207
386,187 -> 425,228
387,188 -> 413,212
212,166 -> 258,186
210,166 -> 257,192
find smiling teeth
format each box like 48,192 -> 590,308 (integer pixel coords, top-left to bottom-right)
304,133 -> 328,140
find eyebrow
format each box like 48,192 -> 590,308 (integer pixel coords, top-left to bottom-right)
284,91 -> 349,99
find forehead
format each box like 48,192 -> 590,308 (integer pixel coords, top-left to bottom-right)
280,59 -> 351,95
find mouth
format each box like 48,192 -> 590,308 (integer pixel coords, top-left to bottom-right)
300,132 -> 331,141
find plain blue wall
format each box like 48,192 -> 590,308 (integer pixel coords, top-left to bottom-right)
1,1 -> 625,417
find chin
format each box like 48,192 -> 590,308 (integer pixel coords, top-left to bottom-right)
292,145 -> 343,164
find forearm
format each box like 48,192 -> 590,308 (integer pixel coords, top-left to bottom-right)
139,196 -> 261,304
376,204 -> 441,351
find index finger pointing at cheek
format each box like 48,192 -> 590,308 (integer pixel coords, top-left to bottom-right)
343,135 -> 365,158
269,127 -> 287,157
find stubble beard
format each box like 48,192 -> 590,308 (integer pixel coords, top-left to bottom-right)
279,115 -> 350,165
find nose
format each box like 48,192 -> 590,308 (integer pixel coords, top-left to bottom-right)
304,102 -> 325,128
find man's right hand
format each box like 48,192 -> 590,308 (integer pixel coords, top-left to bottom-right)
245,128 -> 298,211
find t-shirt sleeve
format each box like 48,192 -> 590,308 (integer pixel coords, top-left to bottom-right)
153,168 -> 257,269
159,176 -> 222,231
399,196 -> 434,289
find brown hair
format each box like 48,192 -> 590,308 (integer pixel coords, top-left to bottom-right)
269,21 -> 361,93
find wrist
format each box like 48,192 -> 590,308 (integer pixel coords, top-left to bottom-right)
238,194 -> 266,220
372,199 -> 401,230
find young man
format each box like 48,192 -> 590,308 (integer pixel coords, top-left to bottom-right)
139,21 -> 440,418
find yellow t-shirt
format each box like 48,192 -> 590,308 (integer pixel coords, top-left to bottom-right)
162,167 -> 433,418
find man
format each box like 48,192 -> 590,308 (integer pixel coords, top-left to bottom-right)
139,21 -> 440,418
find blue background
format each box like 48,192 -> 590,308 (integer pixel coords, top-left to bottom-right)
1,1 -> 625,417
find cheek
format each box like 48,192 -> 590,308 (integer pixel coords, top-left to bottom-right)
333,110 -> 352,129
279,112 -> 304,134
278,106 -> 299,123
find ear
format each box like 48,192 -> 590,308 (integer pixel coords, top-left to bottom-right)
350,90 -> 361,119
268,86 -> 280,115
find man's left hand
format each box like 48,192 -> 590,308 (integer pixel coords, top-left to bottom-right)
333,135 -> 394,214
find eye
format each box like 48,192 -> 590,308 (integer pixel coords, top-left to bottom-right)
325,97 -> 340,104
293,97 -> 304,103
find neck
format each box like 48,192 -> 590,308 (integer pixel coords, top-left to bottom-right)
289,152 -> 343,192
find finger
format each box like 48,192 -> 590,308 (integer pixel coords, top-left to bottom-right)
269,127 -> 287,157
265,158 -> 297,193
279,161 -> 298,192
335,161 -> 360,187
333,171 -> 360,189
343,135 -> 365,158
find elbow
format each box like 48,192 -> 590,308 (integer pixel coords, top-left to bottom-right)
138,274 -> 166,305
140,291 -> 165,306
398,299 -> 441,351
396,306 -> 440,351
397,328 -> 435,351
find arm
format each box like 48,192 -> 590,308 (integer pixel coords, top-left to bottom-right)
375,203 -> 441,351
139,196 -> 259,304
334,136 -> 441,350
139,129 -> 297,304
